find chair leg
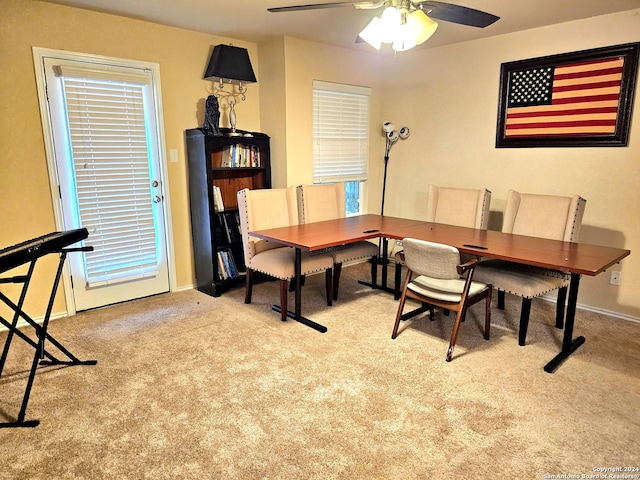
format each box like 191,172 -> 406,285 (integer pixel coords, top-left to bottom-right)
325,268 -> 333,306
556,286 -> 567,329
392,295 -> 407,339
392,273 -> 411,339
446,308 -> 465,362
245,269 -> 254,304
484,288 -> 492,340
332,263 -> 342,301
394,262 -> 402,300
279,279 -> 288,322
518,297 -> 532,346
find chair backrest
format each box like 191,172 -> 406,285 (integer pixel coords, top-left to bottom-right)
237,187 -> 298,262
402,238 -> 461,280
426,185 -> 491,230
502,190 -> 586,242
296,182 -> 346,224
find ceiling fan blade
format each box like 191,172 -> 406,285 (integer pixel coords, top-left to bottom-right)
416,1 -> 499,28
268,2 -> 357,12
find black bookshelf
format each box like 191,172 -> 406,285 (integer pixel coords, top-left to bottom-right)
186,128 -> 271,296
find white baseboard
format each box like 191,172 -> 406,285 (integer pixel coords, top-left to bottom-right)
539,294 -> 640,324
1,311 -> 69,333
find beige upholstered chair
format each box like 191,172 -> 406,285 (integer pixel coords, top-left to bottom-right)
394,185 -> 492,298
392,238 -> 492,362
297,182 -> 378,300
237,187 -> 334,322
473,190 -> 586,346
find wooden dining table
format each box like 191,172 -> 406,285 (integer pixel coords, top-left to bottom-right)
250,214 -> 630,372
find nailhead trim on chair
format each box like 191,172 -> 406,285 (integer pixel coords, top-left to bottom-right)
298,188 -> 307,225
480,191 -> 490,231
569,196 -> 587,241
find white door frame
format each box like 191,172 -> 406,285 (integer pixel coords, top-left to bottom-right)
32,47 -> 177,315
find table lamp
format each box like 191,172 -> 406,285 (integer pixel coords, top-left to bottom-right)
204,44 -> 257,136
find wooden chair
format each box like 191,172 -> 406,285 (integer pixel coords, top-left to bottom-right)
392,238 -> 491,362
473,190 -> 586,345
297,182 -> 378,300
237,187 -> 334,322
394,185 -> 491,299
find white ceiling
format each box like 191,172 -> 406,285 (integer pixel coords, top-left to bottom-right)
43,0 -> 640,53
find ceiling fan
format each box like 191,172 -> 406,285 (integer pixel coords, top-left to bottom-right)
267,1 -> 500,52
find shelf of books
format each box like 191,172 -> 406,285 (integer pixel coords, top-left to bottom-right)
214,144 -> 263,168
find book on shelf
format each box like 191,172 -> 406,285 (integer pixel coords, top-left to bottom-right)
220,212 -> 233,243
216,249 -> 238,280
217,251 -> 228,280
212,185 -> 224,212
222,212 -> 242,244
219,144 -> 261,168
225,249 -> 238,278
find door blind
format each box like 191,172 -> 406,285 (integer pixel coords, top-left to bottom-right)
61,73 -> 159,287
312,80 -> 371,184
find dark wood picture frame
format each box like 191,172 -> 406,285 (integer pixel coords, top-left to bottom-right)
496,42 -> 640,148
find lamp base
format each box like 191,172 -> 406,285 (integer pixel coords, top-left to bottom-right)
227,130 -> 244,137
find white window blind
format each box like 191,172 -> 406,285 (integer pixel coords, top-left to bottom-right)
61,71 -> 159,286
313,80 -> 371,183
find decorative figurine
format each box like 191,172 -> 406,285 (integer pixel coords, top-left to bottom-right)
203,94 -> 222,136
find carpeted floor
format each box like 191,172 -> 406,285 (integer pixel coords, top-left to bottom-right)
1,262 -> 639,479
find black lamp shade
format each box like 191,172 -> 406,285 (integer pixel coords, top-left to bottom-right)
204,44 -> 257,84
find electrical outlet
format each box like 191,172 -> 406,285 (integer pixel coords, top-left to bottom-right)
610,270 -> 621,286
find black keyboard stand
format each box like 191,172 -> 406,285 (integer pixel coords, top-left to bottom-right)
0,245 -> 96,428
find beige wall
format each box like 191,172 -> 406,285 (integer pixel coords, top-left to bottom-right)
259,36 -> 385,191
258,38 -> 287,188
2,0 -> 639,319
0,0 -> 261,316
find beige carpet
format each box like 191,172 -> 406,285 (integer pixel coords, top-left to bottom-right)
1,263 -> 639,479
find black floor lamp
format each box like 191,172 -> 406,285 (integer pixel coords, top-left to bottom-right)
359,121 -> 410,292
358,121 -> 410,292
378,121 -> 410,271
380,121 -> 410,216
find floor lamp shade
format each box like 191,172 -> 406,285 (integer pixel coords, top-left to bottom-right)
204,44 -> 257,84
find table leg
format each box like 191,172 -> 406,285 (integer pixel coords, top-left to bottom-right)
544,273 -> 585,373
381,237 -> 389,290
271,247 -> 327,333
358,237 -> 395,294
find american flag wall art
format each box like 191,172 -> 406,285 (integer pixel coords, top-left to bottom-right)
496,43 -> 639,148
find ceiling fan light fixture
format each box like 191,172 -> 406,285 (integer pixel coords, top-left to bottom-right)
407,9 -> 438,45
358,16 -> 383,49
392,23 -> 417,52
379,6 -> 401,43
358,4 -> 440,52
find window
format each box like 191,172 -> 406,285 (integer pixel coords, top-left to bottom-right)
312,80 -> 371,215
